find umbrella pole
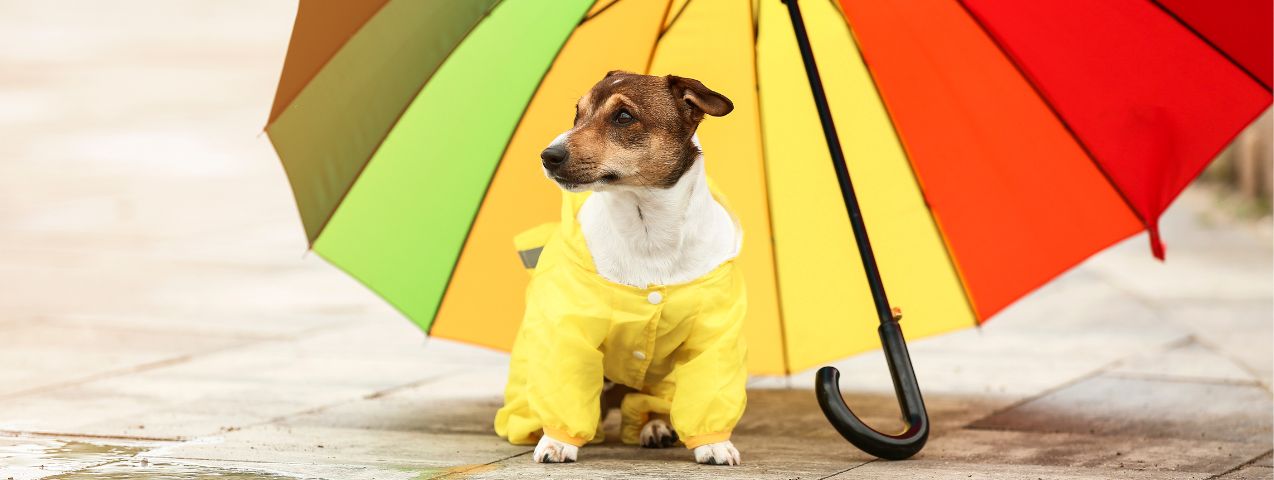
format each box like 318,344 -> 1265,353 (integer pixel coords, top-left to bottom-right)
781,0 -> 929,460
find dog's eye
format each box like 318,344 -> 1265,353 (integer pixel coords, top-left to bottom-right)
614,109 -> 634,125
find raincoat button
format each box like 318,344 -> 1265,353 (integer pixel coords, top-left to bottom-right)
632,350 -> 647,360
647,292 -> 663,305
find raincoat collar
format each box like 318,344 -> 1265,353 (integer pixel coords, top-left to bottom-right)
554,179 -> 742,292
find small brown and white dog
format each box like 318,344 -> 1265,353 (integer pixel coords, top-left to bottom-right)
534,71 -> 741,465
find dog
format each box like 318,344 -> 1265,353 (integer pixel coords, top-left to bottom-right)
494,71 -> 747,466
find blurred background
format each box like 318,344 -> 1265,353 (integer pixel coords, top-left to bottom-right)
1206,109 -> 1273,221
0,2 -> 1269,479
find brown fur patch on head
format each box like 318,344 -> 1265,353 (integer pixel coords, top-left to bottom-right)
546,71 -> 732,189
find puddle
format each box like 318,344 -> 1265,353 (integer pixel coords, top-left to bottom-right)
0,438 -> 302,479
0,437 -> 150,477
0,437 -> 462,479
46,458 -> 302,479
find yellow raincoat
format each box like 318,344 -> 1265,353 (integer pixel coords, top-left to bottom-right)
494,187 -> 748,450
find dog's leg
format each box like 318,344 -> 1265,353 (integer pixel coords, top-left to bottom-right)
639,413 -> 678,448
533,435 -> 578,463
693,440 -> 741,466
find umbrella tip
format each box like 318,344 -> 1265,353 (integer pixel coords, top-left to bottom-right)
1148,225 -> 1165,261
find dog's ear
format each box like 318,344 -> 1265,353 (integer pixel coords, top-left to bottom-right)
605,69 -> 634,78
667,75 -> 733,118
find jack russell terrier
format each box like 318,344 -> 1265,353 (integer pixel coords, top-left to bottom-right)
494,71 -> 747,466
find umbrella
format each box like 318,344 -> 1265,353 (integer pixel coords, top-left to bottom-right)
268,0 -> 1272,459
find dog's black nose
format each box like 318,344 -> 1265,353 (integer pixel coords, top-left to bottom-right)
541,145 -> 568,169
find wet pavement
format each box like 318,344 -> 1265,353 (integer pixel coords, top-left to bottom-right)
1,2 -> 1271,479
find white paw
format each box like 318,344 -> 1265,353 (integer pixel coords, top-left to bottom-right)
639,418 -> 678,448
533,434 -> 578,463
694,440 -> 740,466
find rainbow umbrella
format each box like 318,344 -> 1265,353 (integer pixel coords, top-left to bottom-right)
269,0 -> 1272,459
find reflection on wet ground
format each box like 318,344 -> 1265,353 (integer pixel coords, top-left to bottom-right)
47,459 -> 300,480
0,438 -> 301,480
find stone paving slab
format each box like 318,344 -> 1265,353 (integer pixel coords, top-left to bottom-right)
971,374 -> 1273,444
280,373 -> 508,435
732,389 -> 1007,439
0,324 -> 469,439
0,246 -> 378,339
40,311 -> 355,341
457,443 -> 860,480
0,320 -> 251,399
1157,300 -> 1274,388
1254,451 -> 1273,468
826,461 -> 1214,480
920,429 -> 1270,473
1110,340 -> 1258,384
1216,466 -> 1274,480
145,425 -> 528,474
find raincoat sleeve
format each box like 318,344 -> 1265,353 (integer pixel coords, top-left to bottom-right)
521,264 -> 609,447
668,270 -> 749,449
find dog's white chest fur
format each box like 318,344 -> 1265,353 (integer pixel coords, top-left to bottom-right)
577,158 -> 739,288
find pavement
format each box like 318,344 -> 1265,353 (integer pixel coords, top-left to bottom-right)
0,2 -> 1270,479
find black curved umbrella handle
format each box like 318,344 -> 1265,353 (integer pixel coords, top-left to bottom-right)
781,0 -> 931,460
815,320 -> 929,461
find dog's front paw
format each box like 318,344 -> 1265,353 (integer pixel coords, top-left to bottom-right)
693,440 -> 740,466
533,435 -> 578,463
639,418 -> 678,448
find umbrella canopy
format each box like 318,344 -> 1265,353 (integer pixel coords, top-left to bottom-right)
269,0 -> 1271,376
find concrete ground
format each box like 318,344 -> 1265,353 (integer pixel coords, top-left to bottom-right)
1,2 -> 1271,479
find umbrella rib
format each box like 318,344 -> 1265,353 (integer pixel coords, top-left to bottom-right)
426,0 -> 600,337
1144,0 -> 1271,92
750,0 -> 794,375
751,0 -> 759,46
642,0 -> 678,74
829,0 -> 982,326
578,0 -> 623,25
660,0 -> 694,40
953,0 -> 1151,241
304,0 -> 505,248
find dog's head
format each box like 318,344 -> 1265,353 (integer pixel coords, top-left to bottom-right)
540,71 -> 733,192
